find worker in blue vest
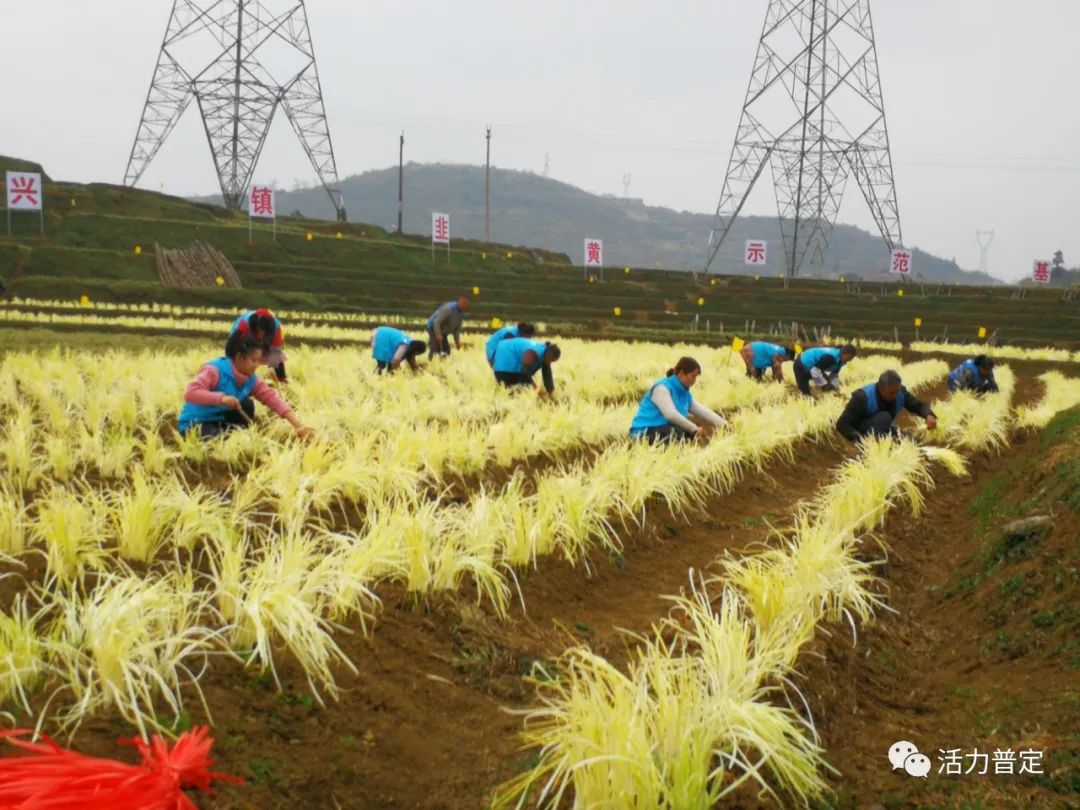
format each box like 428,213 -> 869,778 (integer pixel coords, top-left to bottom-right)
227,308 -> 287,383
740,341 -> 796,382
836,369 -> 937,443
485,322 -> 537,366
793,344 -> 857,396
629,357 -> 728,444
947,355 -> 999,394
371,326 -> 426,374
179,336 -> 314,441
426,296 -> 469,359
492,337 -> 561,396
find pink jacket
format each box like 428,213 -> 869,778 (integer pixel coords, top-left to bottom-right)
184,362 -> 292,417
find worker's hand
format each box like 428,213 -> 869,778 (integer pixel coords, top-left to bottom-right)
926,415 -> 938,431
221,395 -> 241,410
295,425 -> 316,442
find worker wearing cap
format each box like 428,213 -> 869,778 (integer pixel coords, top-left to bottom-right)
226,308 -> 288,383
427,297 -> 469,359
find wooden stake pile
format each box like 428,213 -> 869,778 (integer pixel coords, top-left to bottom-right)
155,241 -> 242,288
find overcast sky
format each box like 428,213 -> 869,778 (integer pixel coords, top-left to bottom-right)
5,1 -> 1079,282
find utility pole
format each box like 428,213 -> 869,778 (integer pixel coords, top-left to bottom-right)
397,131 -> 404,233
622,173 -> 631,199
484,125 -> 492,242
976,229 -> 994,275
543,153 -> 549,177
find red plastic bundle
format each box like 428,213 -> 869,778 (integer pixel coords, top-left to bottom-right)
0,726 -> 242,809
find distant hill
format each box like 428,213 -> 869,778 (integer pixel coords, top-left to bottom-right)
195,163 -> 998,285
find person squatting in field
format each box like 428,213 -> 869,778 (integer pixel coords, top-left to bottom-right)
948,355 -> 1000,394
793,343 -> 857,396
426,297 -> 469,359
227,308 -> 288,383
371,326 -> 426,374
485,321 -> 537,366
178,336 -> 314,441
741,341 -> 796,383
629,356 -> 728,445
492,337 -> 561,396
835,369 -> 937,443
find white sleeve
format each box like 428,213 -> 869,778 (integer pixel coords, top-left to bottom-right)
391,343 -> 408,364
650,386 -> 700,433
810,366 -> 828,386
690,400 -> 727,428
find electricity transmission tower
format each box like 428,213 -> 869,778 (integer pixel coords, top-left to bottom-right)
124,0 -> 346,220
976,229 -> 994,275
704,0 -> 903,279
622,173 -> 632,199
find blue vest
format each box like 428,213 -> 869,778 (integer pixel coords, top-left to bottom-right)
948,359 -> 983,389
485,326 -> 519,364
230,310 -> 281,339
373,326 -> 412,363
751,342 -> 786,370
630,376 -> 693,437
493,337 -> 545,374
178,357 -> 258,432
862,382 -> 905,417
799,347 -> 842,370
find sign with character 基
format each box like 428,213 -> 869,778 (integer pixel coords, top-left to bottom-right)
1031,260 -> 1051,284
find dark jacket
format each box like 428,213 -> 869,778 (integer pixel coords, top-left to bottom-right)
836,385 -> 935,443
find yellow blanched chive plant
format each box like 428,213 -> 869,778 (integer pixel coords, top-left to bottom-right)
43,570 -> 218,738
1015,371 -> 1080,428
0,594 -> 52,715
33,485 -> 108,585
0,484 -> 29,556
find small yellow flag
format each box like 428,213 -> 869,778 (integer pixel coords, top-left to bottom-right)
336,232 -> 342,239
215,276 -> 225,287
731,337 -> 745,352
134,245 -> 142,255
79,295 -> 90,306
710,278 -> 717,286
978,326 -> 987,339
472,286 -> 480,295
914,317 -> 922,327
697,297 -> 705,306
482,253 -> 487,260
794,343 -> 804,355
506,252 -> 513,259
839,276 -> 845,283
491,317 -> 502,329
613,307 -> 622,317
624,267 -> 630,274
70,198 -> 76,208
754,275 -> 760,281
306,232 -> 313,241
897,289 -> 904,297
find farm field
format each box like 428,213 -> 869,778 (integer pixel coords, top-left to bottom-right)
1,302 -> 1079,809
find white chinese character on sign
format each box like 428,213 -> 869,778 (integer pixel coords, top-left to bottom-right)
6,172 -> 43,210
584,238 -> 603,268
992,749 -> 1016,775
1032,260 -> 1051,284
891,248 -> 912,275
745,239 -> 767,266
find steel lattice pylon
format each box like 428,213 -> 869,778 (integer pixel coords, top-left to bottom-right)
704,0 -> 902,278
124,0 -> 346,220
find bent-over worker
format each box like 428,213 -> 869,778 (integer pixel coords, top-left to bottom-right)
492,337 -> 561,396
179,336 -> 314,441
948,355 -> 999,394
629,356 -> 727,444
227,308 -> 287,383
741,341 -> 795,383
836,369 -> 937,443
371,326 -> 426,374
485,322 -> 537,367
426,297 -> 469,359
793,344 -> 857,396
